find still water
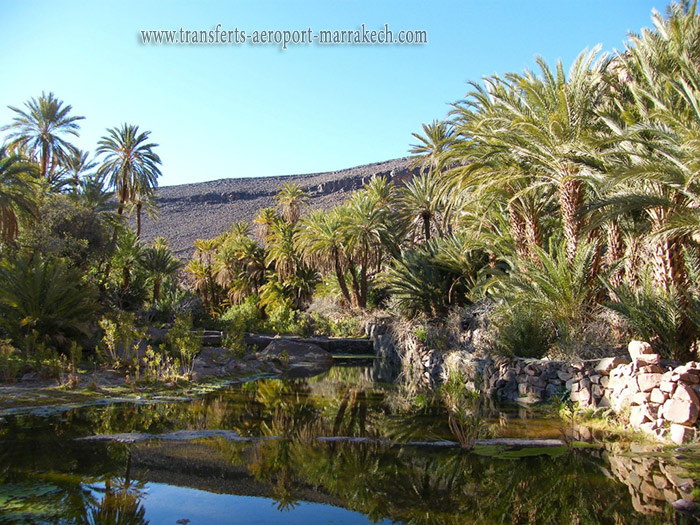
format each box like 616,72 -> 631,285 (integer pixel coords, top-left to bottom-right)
0,365 -> 698,524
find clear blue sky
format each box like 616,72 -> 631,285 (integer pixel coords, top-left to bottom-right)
1,0 -> 663,186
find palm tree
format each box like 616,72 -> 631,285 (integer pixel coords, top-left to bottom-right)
340,191 -> 392,308
190,238 -> 219,310
113,229 -> 142,292
254,207 -> 280,242
0,147 -> 38,243
275,182 -> 309,224
410,119 -> 456,175
452,50 -> 610,263
266,220 -> 299,280
296,208 -> 353,305
397,172 -> 444,242
139,244 -> 182,302
2,92 -> 84,180
96,123 -> 161,216
62,148 -> 97,192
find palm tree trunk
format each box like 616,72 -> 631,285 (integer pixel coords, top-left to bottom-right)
423,213 -> 431,242
41,145 -> 49,179
136,202 -> 142,238
348,262 -> 361,308
507,202 -> 528,259
523,209 -> 543,262
153,277 -> 161,303
606,222 -> 623,287
559,176 -> 584,263
334,256 -> 352,306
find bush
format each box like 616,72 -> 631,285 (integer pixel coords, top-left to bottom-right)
97,311 -> 144,368
220,295 -> 264,333
165,314 -> 202,378
606,280 -> 700,361
0,253 -> 98,354
0,339 -> 21,382
492,306 -> 554,359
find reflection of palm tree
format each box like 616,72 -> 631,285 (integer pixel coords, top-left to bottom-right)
87,453 -> 149,525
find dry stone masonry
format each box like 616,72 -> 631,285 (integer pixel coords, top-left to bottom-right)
368,318 -> 700,446
481,343 -> 700,444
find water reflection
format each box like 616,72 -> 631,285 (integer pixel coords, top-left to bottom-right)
0,366 -> 698,524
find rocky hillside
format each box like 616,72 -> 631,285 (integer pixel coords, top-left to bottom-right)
138,157 -> 420,259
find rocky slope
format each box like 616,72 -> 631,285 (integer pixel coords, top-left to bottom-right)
138,157 -> 419,258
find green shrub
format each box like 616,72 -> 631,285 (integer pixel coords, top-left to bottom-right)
165,314 -> 202,378
220,295 -> 264,332
0,339 -> 21,382
492,306 -> 554,359
605,280 -> 700,361
97,311 -> 144,368
0,253 -> 98,354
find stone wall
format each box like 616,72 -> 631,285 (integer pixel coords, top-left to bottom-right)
479,344 -> 700,445
367,321 -> 700,445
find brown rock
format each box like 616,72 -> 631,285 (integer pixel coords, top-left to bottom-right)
640,480 -> 665,501
629,340 -> 653,359
650,388 -> 668,404
629,405 -> 650,428
680,372 -> 700,384
674,384 -> 700,405
636,354 -> 661,367
660,381 -> 676,394
639,364 -> 663,374
653,474 -> 669,490
637,373 -> 663,392
670,424 -> 697,445
595,357 -> 630,375
663,398 -> 699,425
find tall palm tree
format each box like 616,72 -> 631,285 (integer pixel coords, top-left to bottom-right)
0,147 -> 38,243
397,172 -> 444,242
62,148 -> 97,192
2,92 -> 84,180
452,50 -> 610,263
296,208 -> 353,305
96,124 -> 161,216
275,182 -> 309,224
266,220 -> 299,280
340,191 -> 391,308
409,120 -> 456,175
253,207 -> 280,242
139,244 -> 182,302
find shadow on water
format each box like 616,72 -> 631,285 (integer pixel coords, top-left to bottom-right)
0,363 -> 698,524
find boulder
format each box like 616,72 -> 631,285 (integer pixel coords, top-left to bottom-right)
258,339 -> 333,368
629,405 -> 649,428
628,340 -> 653,360
670,424 -> 696,446
637,373 -> 663,392
674,384 -> 700,405
635,354 -> 661,366
595,357 -> 630,375
663,398 -> 699,425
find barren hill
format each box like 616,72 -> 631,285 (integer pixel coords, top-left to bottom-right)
138,157 -> 420,259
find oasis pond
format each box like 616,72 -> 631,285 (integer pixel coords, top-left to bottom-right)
0,363 -> 698,524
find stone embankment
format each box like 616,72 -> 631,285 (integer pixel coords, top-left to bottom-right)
366,321 -> 700,445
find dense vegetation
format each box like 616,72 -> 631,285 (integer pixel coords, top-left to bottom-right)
1,2 -> 700,383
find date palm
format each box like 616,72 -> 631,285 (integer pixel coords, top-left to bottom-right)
62,149 -> 97,192
0,147 -> 38,243
275,182 -> 309,224
340,192 -> 391,308
296,208 -> 353,306
97,124 -> 161,216
253,207 -> 280,242
410,119 -> 456,175
2,92 -> 84,180
397,172 -> 444,242
139,244 -> 182,302
453,50 -> 609,263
